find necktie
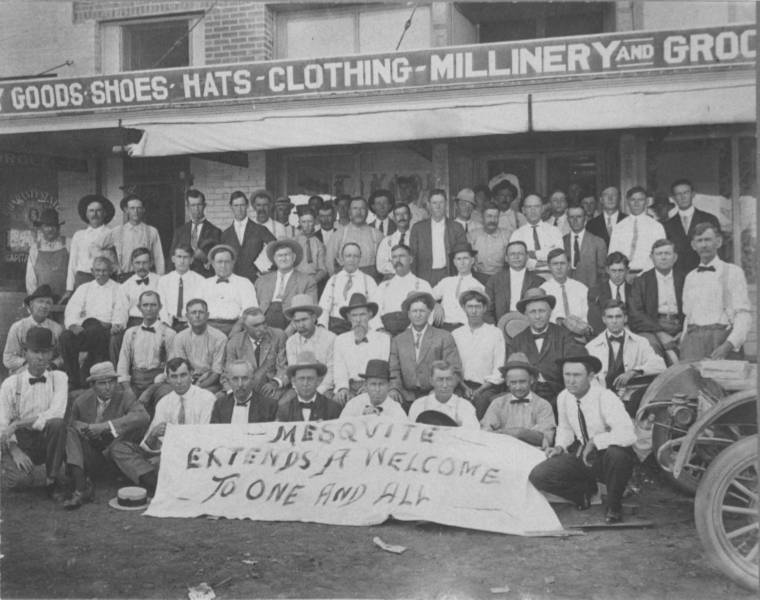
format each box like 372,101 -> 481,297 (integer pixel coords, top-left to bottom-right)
577,399 -> 589,446
553,218 -> 558,226
217,278 -> 230,284
532,226 -> 541,251
573,235 -> 580,267
629,218 -> 639,260
136,277 -> 149,286
455,276 -> 464,299
177,397 -> 186,425
95,400 -> 107,423
414,331 -> 422,349
253,341 -> 261,366
191,223 -> 199,250
177,277 -> 184,319
697,266 -> 716,273
616,285 -> 622,302
464,221 -> 468,234
343,274 -> 353,299
305,237 -> 313,264
561,284 -> 570,318
532,332 -> 547,340
29,375 -> 47,385
681,213 -> 689,233
274,273 -> 284,301
141,326 -> 156,333
606,216 -> 612,236
379,220 -> 384,235
399,232 -> 406,246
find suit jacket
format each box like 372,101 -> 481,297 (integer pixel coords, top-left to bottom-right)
220,219 -> 276,284
507,324 -> 586,400
170,220 -> 222,276
586,212 -> 627,248
224,327 -> 289,390
276,393 -> 343,422
664,208 -> 720,274
374,218 -> 398,236
628,268 -> 686,334
210,391 -> 279,424
68,384 -> 150,454
485,269 -> 546,324
389,326 -> 461,403
585,329 -> 666,388
409,218 -> 467,281
587,281 -> 633,335
564,230 -> 607,290
254,270 -> 318,315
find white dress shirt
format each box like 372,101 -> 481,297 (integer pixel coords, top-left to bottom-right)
678,206 -> 695,233
271,269 -> 294,302
68,225 -> 111,289
452,323 -> 505,385
259,218 -> 288,240
375,230 -> 408,276
231,393 -> 253,425
430,218 -> 448,269
122,272 -> 163,318
333,330 -> 390,391
370,272 -> 433,330
509,268 -> 527,313
602,211 -> 621,237
92,222 -> 165,275
408,394 -> 479,430
117,322 -> 176,382
64,279 -> 129,327
201,273 -> 258,320
549,213 -> 571,236
318,270 -> 378,328
0,371 -> 68,442
585,328 -> 666,389
158,269 -> 206,324
455,218 -> 483,235
141,385 -> 215,453
341,393 -> 408,421
286,327 -> 336,395
655,270 -> 679,315
3,316 -> 64,374
233,218 -> 249,246
607,214 -> 665,272
432,274 -> 485,325
541,277 -> 589,323
320,227 -> 336,248
510,221 -> 564,270
609,280 -> 626,303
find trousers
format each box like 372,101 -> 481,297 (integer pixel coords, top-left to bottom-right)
59,320 -> 111,388
1,419 -> 67,489
680,325 -> 744,362
65,427 -> 113,477
110,441 -> 160,485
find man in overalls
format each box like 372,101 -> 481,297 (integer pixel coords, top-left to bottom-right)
26,208 -> 69,300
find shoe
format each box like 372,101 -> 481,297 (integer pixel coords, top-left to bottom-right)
604,507 -> 623,524
575,492 -> 592,511
63,480 -> 95,510
45,480 -> 66,502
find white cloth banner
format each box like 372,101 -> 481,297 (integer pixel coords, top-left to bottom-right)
145,418 -> 562,536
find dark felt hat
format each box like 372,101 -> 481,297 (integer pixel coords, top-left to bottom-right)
266,238 -> 303,267
25,327 -> 54,352
516,288 -> 556,314
32,208 -> 64,228
359,359 -> 392,381
339,293 -> 379,320
401,291 -> 435,314
78,194 -> 115,224
368,189 -> 396,212
448,241 -> 477,261
555,354 -> 602,374
24,284 -> 59,306
414,410 -> 459,427
120,193 -> 147,212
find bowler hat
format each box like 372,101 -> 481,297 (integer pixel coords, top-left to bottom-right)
24,284 -> 59,306
283,293 -> 323,320
207,244 -> 238,263
25,327 -> 54,352
32,208 -> 64,228
516,288 -> 556,314
359,359 -> 392,381
401,291 -> 435,314
339,293 -> 379,320
86,362 -> 118,383
555,353 -> 601,374
499,352 -> 538,377
285,351 -> 328,379
458,288 -> 490,310
415,410 -> 459,427
120,193 -> 147,212
77,194 -> 115,224
266,238 -> 303,267
455,189 -> 475,204
448,241 -> 477,261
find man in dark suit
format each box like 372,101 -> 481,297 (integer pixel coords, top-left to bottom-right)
628,239 -> 686,359
586,186 -> 627,248
211,360 -> 278,424
587,252 -> 632,335
64,361 -> 150,509
507,288 -> 587,411
664,178 -> 721,274
388,291 -> 461,408
485,241 -> 546,324
369,189 -> 397,237
409,189 -> 467,287
564,205 -> 607,290
170,189 -> 221,277
220,191 -> 276,284
276,351 -> 342,422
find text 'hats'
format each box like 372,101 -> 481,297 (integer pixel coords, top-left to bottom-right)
86,361 -> 119,383
33,208 -> 64,228
207,244 -> 238,264
455,188 -> 475,204
555,353 -> 601,374
285,350 -> 328,379
120,193 -> 147,212
516,288 -> 557,314
448,241 -> 478,261
109,486 -> 151,511
359,359 -> 392,381
458,288 -> 490,310
283,293 -> 323,320
401,290 -> 435,314
339,293 -> 379,320
24,284 -> 58,306
265,238 -> 303,267
77,194 -> 115,225
499,352 -> 539,377
25,327 -> 54,352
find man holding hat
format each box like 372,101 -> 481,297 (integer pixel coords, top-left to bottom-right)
4,284 -> 64,375
64,361 -> 150,510
252,190 -> 289,240
201,244 -> 258,336
388,291 -> 461,409
341,359 -> 407,421
220,191 -> 277,284
469,203 -> 513,285
0,327 -> 68,498
480,352 -> 556,448
431,242 -> 485,330
453,188 -> 483,236
368,189 -> 397,236
294,206 -> 328,288
66,194 -> 115,297
529,354 -> 637,524
333,293 -> 391,405
91,194 -> 164,282
211,360 -> 279,424
277,351 -> 342,422
254,238 -> 318,331
26,208 -> 70,298
507,288 -> 587,411
408,360 -> 479,429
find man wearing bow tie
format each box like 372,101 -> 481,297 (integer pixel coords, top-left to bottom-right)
276,352 -> 342,422
211,360 -> 278,424
201,245 -> 259,336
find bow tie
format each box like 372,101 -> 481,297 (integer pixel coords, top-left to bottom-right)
355,337 -> 369,345
696,266 -> 716,273
299,401 -> 315,410
29,375 -> 47,385
141,326 -> 156,333
235,397 -> 251,407
608,335 -> 624,343
216,278 -> 230,284
510,397 -> 530,404
136,277 -> 149,286
532,332 -> 547,340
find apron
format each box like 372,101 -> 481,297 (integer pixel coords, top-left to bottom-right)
264,301 -> 288,330
34,242 -> 69,298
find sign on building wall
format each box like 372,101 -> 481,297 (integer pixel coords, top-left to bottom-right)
0,24 -> 754,116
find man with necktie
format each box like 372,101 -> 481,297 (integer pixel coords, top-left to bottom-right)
453,188 -> 483,236
368,189 -> 397,236
201,245 -> 259,336
563,205 -> 607,290
276,352 -> 342,422
608,186 -> 665,279
169,189 -> 221,277
210,360 -> 278,424
219,191 -> 276,284
376,203 -> 413,277
585,186 -> 627,248
547,189 -> 571,236
294,206 -> 328,289
587,252 -> 632,335
529,355 -> 637,524
157,244 -> 205,332
509,195 -> 564,276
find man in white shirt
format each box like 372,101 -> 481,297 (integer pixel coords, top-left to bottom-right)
510,195 -> 564,274
432,242 -> 485,330
454,188 -> 483,236
681,223 -> 752,361
252,189 -> 289,240
452,289 -> 505,419
341,359 -> 407,421
608,186 -> 666,278
64,194 -> 115,298
586,186 -> 627,248
529,355 -> 637,524
541,249 -> 591,338
61,256 -> 129,389
408,361 -> 479,429
210,360 -> 278,425
158,244 -> 206,332
376,203 -> 412,276
547,189 -> 571,236
325,198 -> 383,278
110,357 -> 215,496
201,245 -> 258,336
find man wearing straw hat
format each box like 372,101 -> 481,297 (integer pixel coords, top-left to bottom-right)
341,359 -> 407,421
276,352 -> 342,422
26,207 -> 70,299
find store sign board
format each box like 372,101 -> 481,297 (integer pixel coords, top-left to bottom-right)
0,24 -> 754,116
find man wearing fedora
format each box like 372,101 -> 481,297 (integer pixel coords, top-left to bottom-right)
485,241 -> 546,325
211,360 -> 279,424
388,291 -> 461,409
4,284 -> 64,375
507,288 -> 587,411
341,359 -> 407,421
284,295 -> 336,399
529,354 -> 637,524
333,293 -> 391,405
65,194 -> 116,298
26,208 -> 70,299
469,203 -> 513,286
201,244 -> 259,336
64,361 -> 150,510
169,189 -> 221,277
277,352 -> 342,422
90,193 -> 165,282
408,360 -> 478,428
294,206 -> 328,291
453,188 -> 483,236
254,238 -> 318,331
431,241 -> 485,331
61,256 -> 129,388
368,189 -> 397,237
376,203 -> 413,278
0,328 -> 68,499
325,197 -> 383,279
481,352 -> 556,448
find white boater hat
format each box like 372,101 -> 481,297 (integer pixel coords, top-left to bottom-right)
109,486 -> 151,511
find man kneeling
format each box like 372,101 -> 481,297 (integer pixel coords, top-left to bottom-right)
529,355 -> 636,524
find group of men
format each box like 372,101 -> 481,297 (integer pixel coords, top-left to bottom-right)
2,177 -> 751,525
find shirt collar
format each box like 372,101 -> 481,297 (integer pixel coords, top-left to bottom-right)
606,210 -> 619,221
298,394 -> 317,405
572,229 -> 585,240
124,221 -> 143,231
678,206 -> 695,217
656,269 -> 673,281
411,324 -> 428,337
703,256 -> 722,269
87,224 -> 105,232
509,392 -> 533,403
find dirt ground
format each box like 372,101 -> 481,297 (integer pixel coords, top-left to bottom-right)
1,461 -> 755,600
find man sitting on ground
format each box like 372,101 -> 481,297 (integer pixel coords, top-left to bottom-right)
276,352 -> 343,422
408,361 -> 479,429
341,359 -> 407,421
211,360 -> 278,424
